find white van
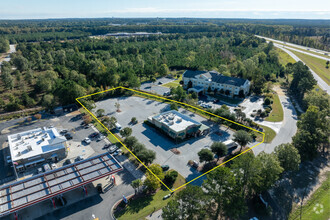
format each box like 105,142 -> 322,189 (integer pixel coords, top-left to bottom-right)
115,123 -> 122,131
223,140 -> 238,149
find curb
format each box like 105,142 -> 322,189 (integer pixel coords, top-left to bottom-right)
110,193 -> 135,220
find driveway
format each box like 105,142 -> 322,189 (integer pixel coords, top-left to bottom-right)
252,87 -> 298,155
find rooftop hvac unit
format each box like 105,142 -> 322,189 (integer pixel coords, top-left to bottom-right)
27,145 -> 32,151
17,152 -> 21,156
169,121 -> 174,125
177,118 -> 182,122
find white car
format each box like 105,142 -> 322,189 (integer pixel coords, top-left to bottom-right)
83,137 -> 91,144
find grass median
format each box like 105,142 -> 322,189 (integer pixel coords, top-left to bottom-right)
265,93 -> 284,122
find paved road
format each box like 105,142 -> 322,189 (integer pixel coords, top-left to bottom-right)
252,87 -> 298,155
256,35 -> 330,58
275,46 -> 330,95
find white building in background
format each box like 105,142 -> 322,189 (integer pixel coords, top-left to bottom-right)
8,127 -> 67,172
182,70 -> 250,97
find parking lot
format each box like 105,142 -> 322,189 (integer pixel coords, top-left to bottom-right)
139,77 -> 172,96
95,96 -> 235,183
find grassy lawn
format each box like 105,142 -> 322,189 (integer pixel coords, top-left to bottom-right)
162,75 -> 182,88
287,49 -> 330,85
270,40 -> 330,59
265,93 -> 284,122
276,47 -> 296,66
115,173 -> 186,220
256,125 -> 276,143
289,171 -> 330,220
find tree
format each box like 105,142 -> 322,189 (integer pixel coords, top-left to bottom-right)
34,114 -> 42,120
1,70 -> 14,89
115,102 -> 120,112
83,114 -> 92,124
292,105 -> 328,160
102,116 -> 117,130
171,86 -> 186,101
164,170 -> 178,186
198,149 -> 214,163
162,185 -> 207,220
12,55 -> 29,72
203,166 -> 246,219
96,109 -> 105,117
233,130 -> 252,151
274,143 -> 301,172
170,103 -> 178,111
254,152 -> 284,193
187,80 -> 193,89
123,136 -> 138,149
132,142 -> 145,153
0,37 -> 9,53
210,142 -> 228,161
143,164 -> 164,192
136,149 -> 156,166
131,179 -> 142,195
120,127 -> 132,138
131,117 -> 138,124
159,64 -> 169,76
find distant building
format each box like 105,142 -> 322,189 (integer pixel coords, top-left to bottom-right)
182,70 -> 250,97
8,127 -> 67,172
148,110 -> 209,139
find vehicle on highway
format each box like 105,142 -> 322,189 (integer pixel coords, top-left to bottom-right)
83,137 -> 91,144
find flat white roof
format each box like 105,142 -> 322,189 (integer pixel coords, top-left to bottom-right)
8,127 -> 66,162
153,110 -> 201,133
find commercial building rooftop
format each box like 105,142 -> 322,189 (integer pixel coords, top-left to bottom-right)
8,128 -> 66,162
152,110 -> 201,132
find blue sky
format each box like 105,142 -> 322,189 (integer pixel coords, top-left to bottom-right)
1,0 -> 330,19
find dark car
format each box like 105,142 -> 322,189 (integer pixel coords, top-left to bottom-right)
89,132 -> 99,138
161,165 -> 170,171
60,129 -> 68,135
158,81 -> 163,85
96,183 -> 103,193
64,133 -> 73,140
64,159 -> 72,165
103,144 -> 111,150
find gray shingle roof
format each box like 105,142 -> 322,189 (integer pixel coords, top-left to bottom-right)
183,70 -> 248,87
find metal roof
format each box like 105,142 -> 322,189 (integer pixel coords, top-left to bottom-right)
0,153 -> 123,217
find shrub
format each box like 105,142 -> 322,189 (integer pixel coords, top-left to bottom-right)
264,97 -> 271,105
164,170 -> 178,186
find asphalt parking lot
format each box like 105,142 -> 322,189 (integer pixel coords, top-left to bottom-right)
95,96 -> 234,184
139,77 -> 173,96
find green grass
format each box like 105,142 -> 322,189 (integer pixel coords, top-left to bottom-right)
257,125 -> 276,143
265,93 -> 284,122
276,47 -> 296,66
289,171 -> 330,220
162,75 -> 182,88
115,173 -> 186,220
270,40 -> 330,59
287,49 -> 330,85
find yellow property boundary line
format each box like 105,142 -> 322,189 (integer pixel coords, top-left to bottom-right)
76,86 -> 265,192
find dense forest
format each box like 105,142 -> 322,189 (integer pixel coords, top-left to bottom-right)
0,18 -> 329,50
0,31 -> 286,112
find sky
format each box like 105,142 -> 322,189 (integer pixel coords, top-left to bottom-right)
1,0 -> 330,19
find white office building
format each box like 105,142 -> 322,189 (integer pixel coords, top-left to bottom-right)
8,127 -> 67,172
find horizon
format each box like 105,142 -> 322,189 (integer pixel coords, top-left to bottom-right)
1,0 -> 330,20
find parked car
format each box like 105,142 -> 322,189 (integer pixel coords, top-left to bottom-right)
223,140 -> 238,150
96,183 -> 103,193
161,165 -> 170,171
163,194 -> 171,200
96,135 -> 105,142
60,129 -> 68,135
158,81 -> 163,85
115,123 -> 122,131
37,167 -> 43,174
108,145 -> 118,153
192,160 -> 199,168
89,132 -> 99,138
64,133 -> 73,140
43,163 -> 51,172
103,144 -> 111,150
50,163 -> 57,170
83,138 -> 91,144
75,156 -> 84,162
64,159 -> 72,165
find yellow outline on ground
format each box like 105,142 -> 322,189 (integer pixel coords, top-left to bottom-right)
76,86 -> 265,192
